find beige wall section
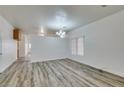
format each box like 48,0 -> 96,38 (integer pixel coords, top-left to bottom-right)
19,34 -> 26,58
18,34 -> 31,59
0,16 -> 17,73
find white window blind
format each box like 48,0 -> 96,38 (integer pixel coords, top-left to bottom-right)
77,37 -> 84,56
71,37 -> 84,56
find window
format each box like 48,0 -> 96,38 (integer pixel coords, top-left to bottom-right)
77,37 -> 84,56
71,37 -> 84,56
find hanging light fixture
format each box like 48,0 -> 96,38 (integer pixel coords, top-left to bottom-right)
56,27 -> 66,38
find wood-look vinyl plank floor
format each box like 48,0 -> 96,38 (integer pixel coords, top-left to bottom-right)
0,58 -> 124,87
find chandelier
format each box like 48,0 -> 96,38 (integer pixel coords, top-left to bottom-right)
56,28 -> 66,38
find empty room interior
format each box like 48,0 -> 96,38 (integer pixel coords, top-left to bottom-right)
0,5 -> 124,87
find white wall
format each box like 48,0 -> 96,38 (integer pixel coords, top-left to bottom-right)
0,16 -> 17,73
0,34 -> 2,54
68,10 -> 124,77
0,34 -> 2,63
31,36 -> 70,62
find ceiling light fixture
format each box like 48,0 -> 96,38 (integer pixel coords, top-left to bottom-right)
56,27 -> 66,38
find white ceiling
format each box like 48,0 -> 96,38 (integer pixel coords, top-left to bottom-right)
0,5 -> 124,34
